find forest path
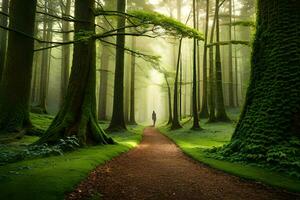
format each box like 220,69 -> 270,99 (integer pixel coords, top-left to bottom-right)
67,127 -> 299,200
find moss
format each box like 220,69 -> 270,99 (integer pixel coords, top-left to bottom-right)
160,119 -> 300,193
0,125 -> 143,200
214,0 -> 300,178
129,10 -> 203,40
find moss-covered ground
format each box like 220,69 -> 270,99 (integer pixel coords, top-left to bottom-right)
0,114 -> 143,200
159,116 -> 300,193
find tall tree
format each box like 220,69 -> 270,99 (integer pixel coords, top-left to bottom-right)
37,0 -> 113,145
128,36 -> 137,125
208,0 -> 217,123
227,0 -> 235,107
98,41 -> 110,120
107,0 -> 127,131
191,0 -> 201,130
60,0 -> 72,107
0,0 -> 9,81
171,38 -> 183,130
224,0 -> 300,168
215,0 -> 230,122
165,74 -> 173,125
0,0 -> 37,138
37,1 -> 53,114
199,0 -> 209,118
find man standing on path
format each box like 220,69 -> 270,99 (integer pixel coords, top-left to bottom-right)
152,110 -> 157,127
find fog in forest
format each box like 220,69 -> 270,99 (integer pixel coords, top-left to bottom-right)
17,0 -> 254,125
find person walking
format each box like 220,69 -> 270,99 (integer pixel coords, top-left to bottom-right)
152,110 -> 157,127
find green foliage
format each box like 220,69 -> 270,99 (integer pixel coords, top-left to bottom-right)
0,124 -> 143,200
222,20 -> 255,27
212,0 -> 300,180
129,10 -> 204,40
0,136 -> 80,166
160,119 -> 300,192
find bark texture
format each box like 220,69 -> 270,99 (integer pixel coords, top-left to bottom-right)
220,0 -> 300,175
37,0 -> 113,146
0,0 -> 37,138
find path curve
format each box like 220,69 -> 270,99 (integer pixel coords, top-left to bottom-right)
67,127 -> 300,200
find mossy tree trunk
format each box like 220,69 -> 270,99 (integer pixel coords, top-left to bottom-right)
171,38 -> 183,130
215,0 -> 230,122
107,0 -> 127,131
0,0 -> 37,138
0,0 -> 9,81
37,0 -> 113,146
227,0 -> 300,164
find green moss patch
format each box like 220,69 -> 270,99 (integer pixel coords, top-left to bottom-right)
160,119 -> 300,193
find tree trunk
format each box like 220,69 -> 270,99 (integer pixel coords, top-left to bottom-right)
199,0 -> 209,118
0,0 -> 37,138
36,0 -> 113,146
60,0 -> 71,107
191,0 -> 201,130
107,0 -> 127,131
98,41 -> 110,121
165,75 -> 173,125
227,0 -> 235,108
36,2 -> 53,114
226,0 -> 300,168
0,0 -> 9,81
128,36 -> 137,125
233,0 -> 239,107
215,0 -> 230,122
208,0 -> 217,123
171,38 -> 183,130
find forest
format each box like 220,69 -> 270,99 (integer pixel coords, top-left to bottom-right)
0,0 -> 299,199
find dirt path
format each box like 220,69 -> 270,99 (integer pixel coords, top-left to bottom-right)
67,127 -> 300,200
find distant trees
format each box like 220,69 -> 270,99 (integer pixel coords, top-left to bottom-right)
0,0 -> 37,139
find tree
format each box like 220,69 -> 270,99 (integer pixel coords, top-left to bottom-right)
227,0 -> 235,108
171,38 -> 182,130
0,0 -> 9,81
0,0 -> 37,139
98,41 -> 110,121
128,36 -> 137,125
207,0 -> 217,123
37,0 -> 113,145
37,1 -> 54,114
214,0 -> 230,122
191,0 -> 201,130
164,74 -> 173,125
60,0 -> 72,107
199,0 -> 209,118
107,0 -> 127,131
222,0 -> 300,171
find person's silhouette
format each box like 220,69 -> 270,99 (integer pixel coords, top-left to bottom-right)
152,110 -> 157,127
